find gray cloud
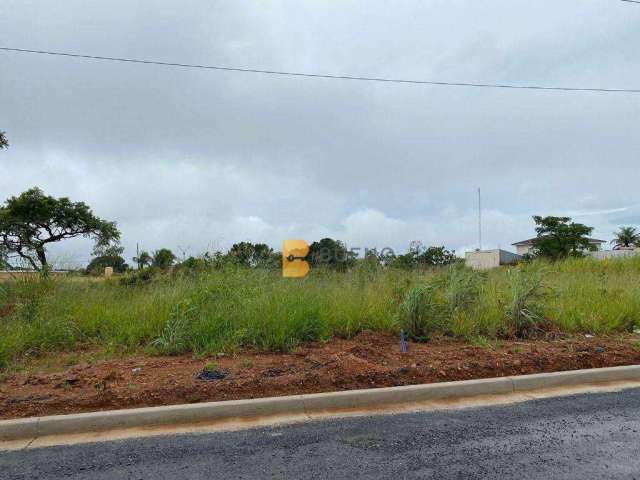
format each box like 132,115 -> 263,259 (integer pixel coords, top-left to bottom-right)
1,0 -> 639,267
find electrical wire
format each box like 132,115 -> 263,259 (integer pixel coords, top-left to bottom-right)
2,46 -> 639,94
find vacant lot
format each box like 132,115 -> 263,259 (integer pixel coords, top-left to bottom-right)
1,257 -> 640,371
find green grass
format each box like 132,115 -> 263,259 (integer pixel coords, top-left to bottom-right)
1,256 -> 640,369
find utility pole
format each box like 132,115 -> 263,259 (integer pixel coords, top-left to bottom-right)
478,188 -> 482,251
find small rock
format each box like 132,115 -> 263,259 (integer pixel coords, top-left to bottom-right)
195,369 -> 229,381
594,346 -> 606,354
54,375 -> 79,389
132,368 -> 142,374
585,334 -> 594,338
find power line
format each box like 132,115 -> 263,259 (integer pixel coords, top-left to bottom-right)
1,46 -> 639,94
620,0 -> 640,4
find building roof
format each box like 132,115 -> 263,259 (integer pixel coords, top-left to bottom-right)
512,236 -> 606,246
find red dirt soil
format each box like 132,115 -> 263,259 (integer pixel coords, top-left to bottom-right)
0,303 -> 16,318
2,331 -> 640,420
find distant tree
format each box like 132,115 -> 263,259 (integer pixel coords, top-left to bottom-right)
388,252 -> 416,269
0,131 -> 8,150
86,243 -> 128,274
228,242 -> 279,268
361,248 -> 382,267
203,250 -> 228,269
251,243 -> 274,267
307,238 -> 356,271
361,247 -> 404,270
133,250 -> 153,270
229,242 -> 257,266
228,242 -> 248,265
92,243 -> 124,258
87,255 -> 128,275
611,226 -> 640,249
177,256 -> 206,271
263,250 -> 282,269
152,248 -> 176,270
86,256 -> 128,274
531,216 -> 595,260
0,187 -> 119,271
388,245 -> 456,269
417,246 -> 457,266
174,251 -> 244,274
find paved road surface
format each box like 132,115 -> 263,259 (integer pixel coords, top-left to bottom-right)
2,389 -> 640,479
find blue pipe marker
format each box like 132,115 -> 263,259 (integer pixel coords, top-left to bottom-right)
400,330 -> 407,353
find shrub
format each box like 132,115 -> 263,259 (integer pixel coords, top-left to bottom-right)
120,266 -> 160,286
441,265 -> 481,314
505,266 -> 546,338
151,299 -> 198,355
397,283 -> 443,340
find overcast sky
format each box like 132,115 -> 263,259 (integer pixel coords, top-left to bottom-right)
1,0 -> 639,267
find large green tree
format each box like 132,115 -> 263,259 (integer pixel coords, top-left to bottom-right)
307,238 -> 357,271
611,226 -> 640,249
531,216 -> 595,259
152,248 -> 176,270
0,187 -> 120,270
417,246 -> 457,266
228,242 -> 279,268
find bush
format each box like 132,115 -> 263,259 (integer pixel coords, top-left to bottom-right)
441,265 -> 482,314
397,283 -> 444,340
505,266 -> 546,338
151,299 -> 198,355
120,266 -> 161,286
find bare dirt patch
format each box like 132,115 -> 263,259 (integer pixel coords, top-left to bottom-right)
2,332 -> 640,420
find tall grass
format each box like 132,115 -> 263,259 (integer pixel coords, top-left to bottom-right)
1,256 -> 640,368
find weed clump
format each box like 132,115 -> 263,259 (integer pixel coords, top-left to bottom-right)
151,299 -> 198,355
441,265 -> 482,315
397,283 -> 443,340
505,266 -> 547,338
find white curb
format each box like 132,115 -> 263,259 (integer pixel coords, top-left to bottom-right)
2,364 -> 640,442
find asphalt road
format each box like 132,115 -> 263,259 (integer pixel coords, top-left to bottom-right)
3,389 -> 640,479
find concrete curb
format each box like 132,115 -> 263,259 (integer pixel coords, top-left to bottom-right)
2,365 -> 640,442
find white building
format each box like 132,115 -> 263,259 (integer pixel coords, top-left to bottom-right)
511,237 -> 606,256
465,249 -> 521,270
